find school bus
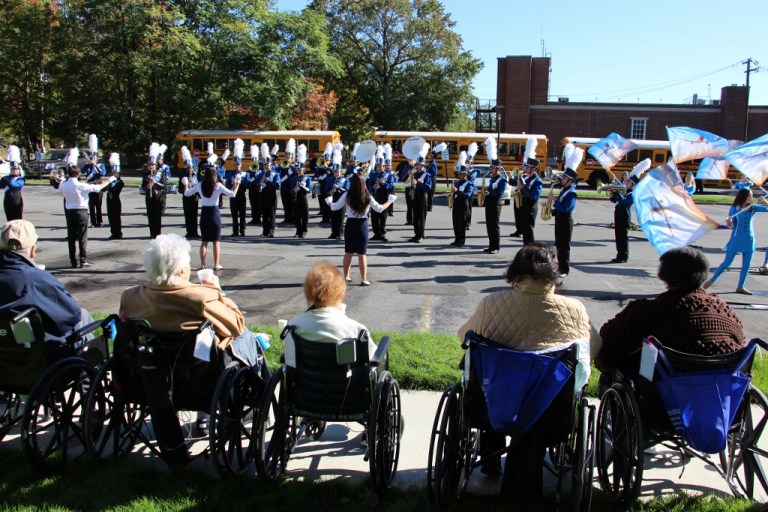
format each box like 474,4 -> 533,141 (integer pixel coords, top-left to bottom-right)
371,131 -> 548,179
560,136 -> 739,189
174,130 -> 342,170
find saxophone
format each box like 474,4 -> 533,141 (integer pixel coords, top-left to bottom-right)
448,179 -> 454,209
478,174 -> 486,207
540,180 -> 556,221
512,168 -> 522,209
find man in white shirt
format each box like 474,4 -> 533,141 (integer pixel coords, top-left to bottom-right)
53,165 -> 113,268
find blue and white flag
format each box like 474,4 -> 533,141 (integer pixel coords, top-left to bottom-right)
723,133 -> 768,187
634,161 -> 720,255
587,133 -> 637,170
696,139 -> 742,180
667,126 -> 731,164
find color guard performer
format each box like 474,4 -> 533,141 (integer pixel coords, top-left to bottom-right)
610,159 -> 650,263
83,135 -> 106,227
409,143 -> 431,243
450,164 -> 473,247
550,144 -> 583,276
0,146 -> 24,221
291,144 -> 312,238
483,153 -> 508,254
367,146 -> 394,242
517,137 -> 542,245
142,143 -> 167,239
106,152 -> 124,240
179,146 -> 199,238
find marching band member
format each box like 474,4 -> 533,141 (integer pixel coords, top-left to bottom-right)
316,143 -> 333,224
247,144 -> 261,225
346,143 -> 360,178
0,146 -> 24,221
465,142 -> 478,229
450,164 -> 473,247
291,145 -> 312,238
142,143 -> 167,239
427,149 -> 440,211
409,143 -> 432,243
367,146 -> 394,242
53,148 -> 114,268
216,148 -> 230,208
483,157 -> 508,255
610,159 -> 649,263
279,139 -> 296,225
226,139 -> 247,237
83,135 -> 106,227
259,153 -> 280,238
384,144 -> 395,217
106,152 -> 124,240
156,146 -> 172,213
704,188 -> 768,295
328,148 -> 348,240
398,158 -> 415,225
179,147 -> 199,239
517,137 -> 542,245
550,144 -> 582,276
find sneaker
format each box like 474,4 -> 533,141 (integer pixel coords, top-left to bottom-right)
80,262 -> 93,268
736,288 -> 753,295
702,279 -> 713,290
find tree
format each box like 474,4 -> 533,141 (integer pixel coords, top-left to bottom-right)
309,0 -> 482,134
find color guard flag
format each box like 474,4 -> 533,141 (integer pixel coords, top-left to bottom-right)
666,126 -> 731,164
696,140 -> 742,180
588,133 -> 637,170
723,133 -> 768,187
634,161 -> 720,255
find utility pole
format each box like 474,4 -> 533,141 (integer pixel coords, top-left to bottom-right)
743,58 -> 759,140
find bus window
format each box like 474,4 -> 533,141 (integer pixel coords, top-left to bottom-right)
192,139 -> 203,152
446,141 -> 458,155
307,140 -> 319,153
203,139 -> 214,153
215,139 -> 228,151
625,149 -> 639,163
508,143 -> 521,157
639,149 -> 654,162
391,140 -> 403,153
654,151 -> 666,164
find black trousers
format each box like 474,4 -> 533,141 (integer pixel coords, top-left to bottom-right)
106,195 -> 122,238
280,181 -> 294,223
146,195 -> 164,239
512,198 -> 521,233
554,211 -> 573,274
248,187 -> 261,223
65,209 -> 88,266
485,197 -> 502,251
319,190 -> 331,223
330,194 -> 344,238
4,192 -> 22,221
371,209 -> 388,236
261,191 -> 277,236
88,191 -> 103,226
519,200 -> 538,245
230,195 -> 247,235
452,199 -> 468,244
412,189 -> 428,239
293,194 -> 308,235
404,188 -> 414,224
182,195 -> 199,236
615,206 -> 630,260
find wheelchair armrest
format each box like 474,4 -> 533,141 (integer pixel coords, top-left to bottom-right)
752,337 -> 768,352
370,336 -> 392,367
68,313 -> 120,343
12,307 -> 40,324
196,320 -> 213,334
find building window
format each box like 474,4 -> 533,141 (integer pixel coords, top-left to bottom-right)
630,118 -> 647,140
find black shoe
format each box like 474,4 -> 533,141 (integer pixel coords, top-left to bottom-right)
298,234 -> 305,238
266,234 -> 274,238
558,273 -> 568,278
231,232 -> 238,237
71,262 -> 78,269
610,258 -> 627,263
107,235 -> 122,240
483,248 -> 493,253
509,232 -> 521,238
380,236 -> 389,243
413,238 -> 422,243
405,221 -> 413,225
195,419 -> 209,437
371,234 -> 382,241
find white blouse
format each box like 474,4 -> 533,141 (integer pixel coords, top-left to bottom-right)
184,182 -> 235,207
329,192 -> 388,219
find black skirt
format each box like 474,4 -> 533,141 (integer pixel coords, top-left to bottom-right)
200,206 -> 222,242
344,217 -> 368,254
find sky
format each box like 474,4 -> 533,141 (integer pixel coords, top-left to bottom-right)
273,0 -> 767,106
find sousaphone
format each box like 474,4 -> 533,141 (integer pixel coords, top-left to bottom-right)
402,136 -> 427,161
355,140 -> 378,165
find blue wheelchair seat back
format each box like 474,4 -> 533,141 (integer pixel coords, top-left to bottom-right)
284,327 -> 373,422
465,331 -> 577,436
648,337 -> 759,454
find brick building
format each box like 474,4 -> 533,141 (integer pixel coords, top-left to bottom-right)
494,56 -> 768,158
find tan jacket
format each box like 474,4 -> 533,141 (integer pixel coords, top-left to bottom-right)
119,281 -> 245,349
458,278 -> 594,352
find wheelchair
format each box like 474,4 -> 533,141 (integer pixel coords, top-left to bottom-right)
254,326 -> 401,492
0,307 -> 116,474
427,331 -> 596,510
596,337 -> 768,508
83,318 -> 270,475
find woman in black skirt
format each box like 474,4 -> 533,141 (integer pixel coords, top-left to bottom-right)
183,165 -> 238,270
327,173 -> 395,286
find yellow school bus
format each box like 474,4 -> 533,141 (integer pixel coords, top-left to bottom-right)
371,131 -> 548,178
560,136 -> 738,189
174,130 -> 342,170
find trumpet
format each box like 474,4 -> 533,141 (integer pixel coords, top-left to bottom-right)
478,174 -> 486,207
597,181 -> 628,195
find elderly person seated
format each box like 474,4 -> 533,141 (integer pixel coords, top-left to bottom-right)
458,243 -> 595,502
597,246 -> 745,377
119,233 -> 262,435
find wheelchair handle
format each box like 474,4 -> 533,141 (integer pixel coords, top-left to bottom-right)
69,313 -> 120,342
196,320 -> 213,334
12,307 -> 40,324
371,336 -> 392,366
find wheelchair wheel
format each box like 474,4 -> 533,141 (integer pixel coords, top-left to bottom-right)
83,358 -> 146,461
571,399 -> 596,512
721,385 -> 768,500
368,371 -> 401,492
305,420 -> 326,441
20,357 -> 95,474
211,362 -> 262,476
0,391 -> 22,441
596,383 -> 644,509
255,367 -> 291,482
427,383 -> 463,506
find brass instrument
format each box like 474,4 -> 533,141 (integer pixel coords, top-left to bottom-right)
478,174 -> 486,207
540,179 -> 556,221
279,158 -> 290,168
597,182 -> 628,195
513,168 -> 523,209
406,166 -> 415,200
448,178 -> 454,209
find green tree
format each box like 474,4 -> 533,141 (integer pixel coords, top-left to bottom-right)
309,0 -> 482,134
